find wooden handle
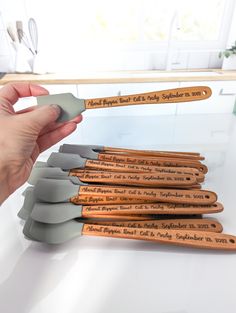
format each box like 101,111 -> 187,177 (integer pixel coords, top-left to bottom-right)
81,214 -> 152,221
103,147 -> 205,161
71,190 -> 217,205
70,171 -> 197,187
71,194 -> 154,205
71,170 -> 201,190
89,219 -> 223,233
84,86 -> 212,109
76,186 -> 217,205
81,202 -> 223,216
97,153 -> 208,174
80,160 -> 205,182
186,184 -> 201,190
82,224 -> 236,251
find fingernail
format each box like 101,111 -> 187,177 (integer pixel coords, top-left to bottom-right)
50,104 -> 61,115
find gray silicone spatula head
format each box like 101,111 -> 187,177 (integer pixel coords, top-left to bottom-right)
34,161 -> 48,168
28,218 -> 84,244
31,202 -> 83,224
18,187 -> 37,220
28,167 -> 68,185
47,152 -> 87,170
37,93 -> 86,122
59,144 -> 102,159
34,178 -> 79,203
23,217 -> 41,242
28,167 -> 86,186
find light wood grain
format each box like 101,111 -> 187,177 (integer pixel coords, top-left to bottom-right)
72,186 -> 217,205
70,171 -> 197,187
98,153 -> 208,173
79,160 -> 205,182
89,218 -> 223,233
80,202 -> 223,215
84,87 -> 211,109
1,70 -> 236,85
103,147 -> 204,160
82,224 -> 236,250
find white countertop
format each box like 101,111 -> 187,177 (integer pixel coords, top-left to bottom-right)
1,112 -> 236,313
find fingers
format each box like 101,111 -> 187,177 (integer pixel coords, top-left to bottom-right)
17,107 -> 82,134
16,105 -> 36,114
0,83 -> 49,106
39,114 -> 83,136
37,122 -> 77,152
21,104 -> 61,133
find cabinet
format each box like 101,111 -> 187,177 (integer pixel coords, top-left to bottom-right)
177,81 -> 236,114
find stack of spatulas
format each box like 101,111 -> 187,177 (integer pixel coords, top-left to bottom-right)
18,144 -> 236,251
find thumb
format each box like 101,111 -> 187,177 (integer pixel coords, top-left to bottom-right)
22,104 -> 61,132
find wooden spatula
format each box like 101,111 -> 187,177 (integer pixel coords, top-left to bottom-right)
89,219 -> 223,233
95,154 -> 207,173
60,144 -> 205,161
34,178 -> 217,205
70,169 -> 204,184
29,201 -> 223,224
18,188 -> 223,222
47,151 -> 208,175
45,152 -> 205,181
24,217 -> 236,250
29,166 -> 198,188
30,203 -> 223,232
37,86 -> 212,122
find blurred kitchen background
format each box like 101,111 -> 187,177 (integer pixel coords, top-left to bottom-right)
1,0 -> 236,73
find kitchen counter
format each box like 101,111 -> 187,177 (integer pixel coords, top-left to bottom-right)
1,111 -> 236,313
0,69 -> 236,85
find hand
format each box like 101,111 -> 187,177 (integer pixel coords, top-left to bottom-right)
0,83 -> 82,203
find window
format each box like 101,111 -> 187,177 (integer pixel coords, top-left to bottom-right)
1,0 -> 236,71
